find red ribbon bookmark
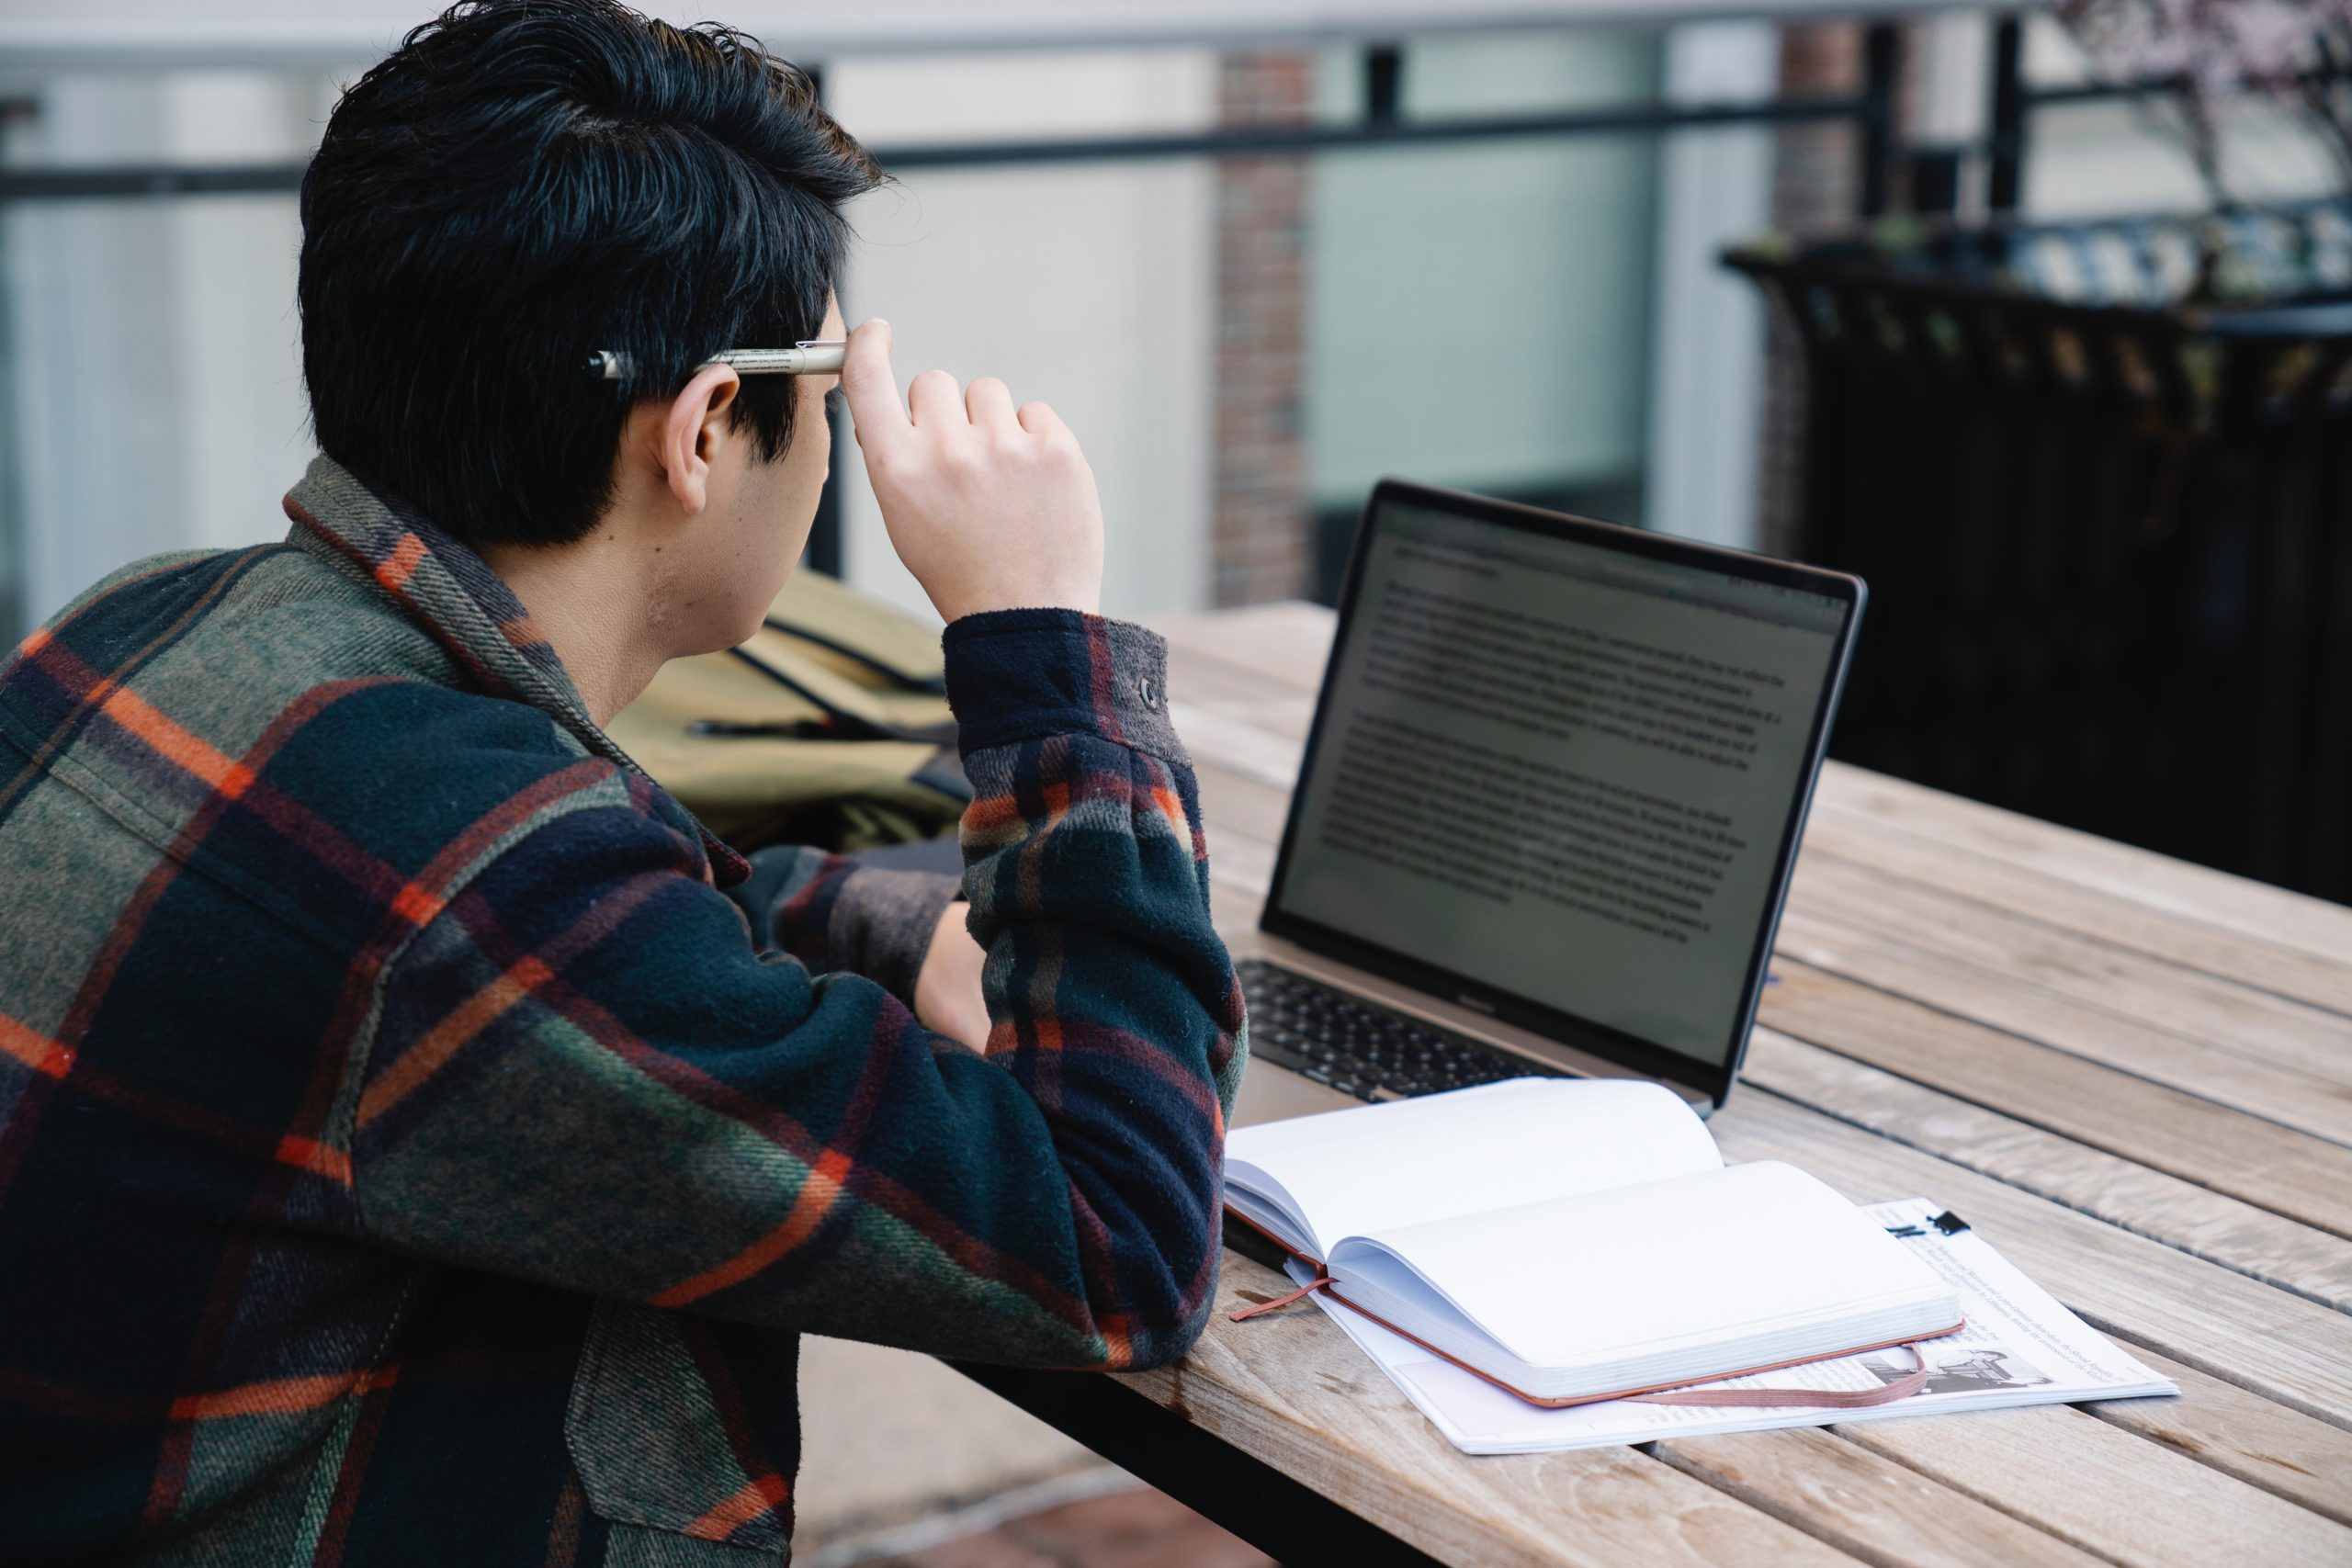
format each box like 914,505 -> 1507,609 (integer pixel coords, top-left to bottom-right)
1628,1342 -> 1928,1407
1230,1273 -> 1332,1321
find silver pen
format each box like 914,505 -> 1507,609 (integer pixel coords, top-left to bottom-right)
586,340 -> 847,379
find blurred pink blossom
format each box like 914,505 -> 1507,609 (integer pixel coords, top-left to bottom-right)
2059,1 -> 2313,79
2053,0 -> 2352,198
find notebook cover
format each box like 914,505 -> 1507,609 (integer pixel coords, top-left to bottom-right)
1223,1204 -> 1962,1410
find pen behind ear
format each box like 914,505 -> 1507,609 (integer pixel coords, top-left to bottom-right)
587,342 -> 849,380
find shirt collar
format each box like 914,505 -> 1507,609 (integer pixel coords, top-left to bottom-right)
282,453 -> 751,887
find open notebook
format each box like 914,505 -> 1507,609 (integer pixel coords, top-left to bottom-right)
1223,1078 -> 1963,1407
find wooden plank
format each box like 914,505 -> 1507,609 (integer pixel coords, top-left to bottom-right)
1206,826 -> 1275,895
1159,659 -> 1317,743
1656,1427 -> 2109,1568
1192,754 -> 1295,850
1186,733 -> 1294,937
1210,871 -> 1266,933
1171,702 -> 1303,792
1175,702 -> 2352,1301
1788,855 -> 2352,1089
1756,957 -> 2352,1241
1739,1028 -> 2352,1314
1173,630 -> 2352,1357
1159,1236 -> 2352,1568
1836,1404 -> 2352,1568
1164,1249 -> 2348,1568
1154,604 -> 2352,1552
1744,1041 -> 2352,1538
1157,623 -> 1260,690
1157,1241 -> 2350,1568
2088,1347 -> 2352,1526
1815,763 -> 2352,975
1804,801 -> 2352,1020
1155,604 -> 1335,697
1770,906 -> 2352,1147
1720,1096 -> 2352,1561
1113,1255 -> 1866,1568
1159,635 -> 1305,708
1711,1091 -> 2352,1428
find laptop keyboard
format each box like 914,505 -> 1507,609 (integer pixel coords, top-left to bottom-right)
1237,958 -> 1562,1101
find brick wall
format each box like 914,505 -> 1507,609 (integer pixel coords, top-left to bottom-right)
1210,52 -> 1315,606
1757,21 -> 1942,558
1755,22 -> 1866,558
1211,36 -> 1913,581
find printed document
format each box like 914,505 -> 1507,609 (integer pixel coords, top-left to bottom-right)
1298,1197 -> 2175,1454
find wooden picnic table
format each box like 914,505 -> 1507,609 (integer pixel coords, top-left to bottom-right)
965,601 -> 2352,1568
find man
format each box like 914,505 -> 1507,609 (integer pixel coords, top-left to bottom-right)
0,2 -> 1244,1561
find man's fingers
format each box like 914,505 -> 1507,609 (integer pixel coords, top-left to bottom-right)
965,377 -> 1018,432
907,368 -> 965,428
1016,400 -> 1069,440
840,319 -> 907,445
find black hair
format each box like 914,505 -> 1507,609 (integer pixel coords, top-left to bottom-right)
300,0 -> 881,547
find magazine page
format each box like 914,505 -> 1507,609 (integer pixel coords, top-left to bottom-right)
1298,1197 -> 2176,1455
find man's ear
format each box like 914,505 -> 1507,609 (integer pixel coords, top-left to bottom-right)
658,363 -> 742,516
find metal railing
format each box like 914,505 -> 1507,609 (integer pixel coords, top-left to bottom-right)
0,15 -> 2160,216
0,13 -> 2233,579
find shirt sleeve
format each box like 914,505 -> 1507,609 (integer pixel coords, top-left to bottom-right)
725,847 -> 961,1010
349,610 -> 1247,1372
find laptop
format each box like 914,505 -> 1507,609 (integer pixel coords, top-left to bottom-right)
1230,479 -> 1864,1129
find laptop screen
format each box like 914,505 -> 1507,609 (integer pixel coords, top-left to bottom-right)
1266,487 -> 1858,1078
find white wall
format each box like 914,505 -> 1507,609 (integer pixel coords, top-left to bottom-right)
161,74 -> 327,557
2,51 -> 1220,632
1645,21 -> 1776,550
4,70 -> 321,627
824,51 -> 1219,626
0,1 -> 2027,72
1305,30 -> 1661,513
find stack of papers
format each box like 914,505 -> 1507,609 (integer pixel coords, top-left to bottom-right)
1301,1196 -> 2173,1453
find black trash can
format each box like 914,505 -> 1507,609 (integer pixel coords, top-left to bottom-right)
1728,202 -> 2352,904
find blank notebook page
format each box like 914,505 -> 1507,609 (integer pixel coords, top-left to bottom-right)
1340,1159 -> 1946,1369
1223,1078 -> 1722,1258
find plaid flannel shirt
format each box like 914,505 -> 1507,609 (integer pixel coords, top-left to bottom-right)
0,457 -> 1246,1564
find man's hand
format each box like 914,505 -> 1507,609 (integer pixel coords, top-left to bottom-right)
839,319 -> 1105,623
913,900 -> 991,1052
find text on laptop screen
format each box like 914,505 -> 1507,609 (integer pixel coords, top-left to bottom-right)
1274,501 -> 1849,1068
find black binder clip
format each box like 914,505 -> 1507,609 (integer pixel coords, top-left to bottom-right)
1930,1210 -> 1971,1235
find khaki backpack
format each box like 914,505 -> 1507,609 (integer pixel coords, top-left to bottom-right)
609,570 -> 968,852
